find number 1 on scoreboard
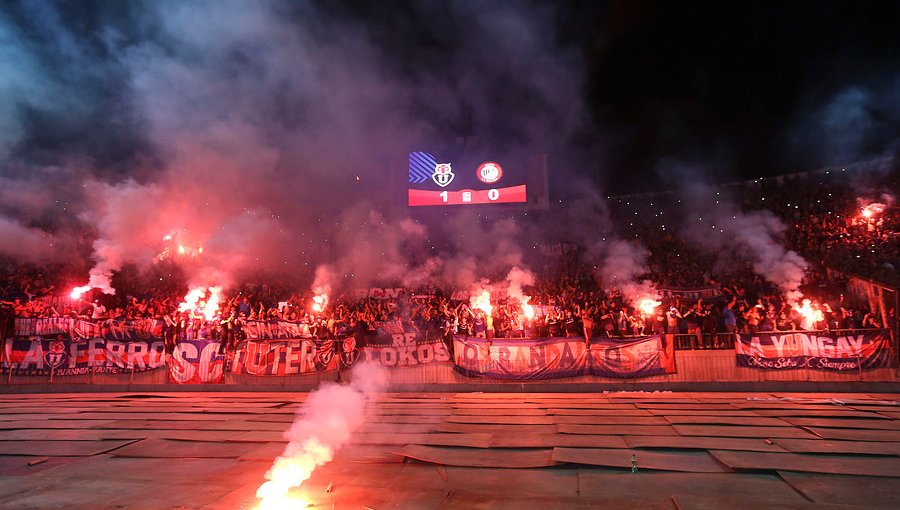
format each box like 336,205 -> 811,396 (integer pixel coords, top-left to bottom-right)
440,190 -> 448,203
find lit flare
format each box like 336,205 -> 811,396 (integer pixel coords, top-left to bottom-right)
70,285 -> 91,300
521,298 -> 535,319
639,298 -> 662,315
861,203 -> 885,219
471,290 -> 493,316
178,286 -> 222,320
255,437 -> 333,510
178,287 -> 206,314
203,286 -> 222,321
793,299 -> 824,330
311,294 -> 328,313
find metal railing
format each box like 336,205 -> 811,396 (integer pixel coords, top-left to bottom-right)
668,328 -> 890,351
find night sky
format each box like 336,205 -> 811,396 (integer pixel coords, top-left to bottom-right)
1,0 -> 899,291
4,0 -> 899,195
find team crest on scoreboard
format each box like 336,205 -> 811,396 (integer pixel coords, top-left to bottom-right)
432,163 -> 455,187
477,161 -> 503,184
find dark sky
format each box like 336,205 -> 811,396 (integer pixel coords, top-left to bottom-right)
4,0 -> 899,195
0,0 -> 897,290
315,0 -> 900,192
577,1 -> 900,192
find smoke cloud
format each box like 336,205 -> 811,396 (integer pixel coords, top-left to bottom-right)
256,361 -> 388,508
675,173 -> 808,302
786,75 -> 900,168
505,266 -> 535,302
0,0 -> 586,295
591,239 -> 658,305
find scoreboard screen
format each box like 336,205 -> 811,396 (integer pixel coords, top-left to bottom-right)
407,150 -> 529,207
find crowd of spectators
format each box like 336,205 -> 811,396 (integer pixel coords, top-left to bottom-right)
1,163 -> 896,351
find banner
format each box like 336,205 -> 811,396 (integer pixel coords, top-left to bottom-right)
589,335 -> 676,378
657,286 -> 724,301
357,330 -> 452,368
735,330 -> 894,371
240,320 -> 312,340
168,338 -> 225,384
15,317 -> 164,341
228,338 -> 338,376
367,319 -> 417,347
350,287 -> 408,300
453,335 -> 674,380
1,335 -> 166,376
454,336 -> 588,380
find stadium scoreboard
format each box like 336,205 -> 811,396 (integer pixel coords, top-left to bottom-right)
407,150 -> 544,207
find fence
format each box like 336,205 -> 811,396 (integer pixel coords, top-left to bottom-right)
3,330 -> 896,387
667,328 -> 891,351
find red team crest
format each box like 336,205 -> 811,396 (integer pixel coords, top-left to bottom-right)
476,161 -> 503,184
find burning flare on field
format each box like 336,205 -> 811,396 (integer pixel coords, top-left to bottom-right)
638,298 -> 662,316
255,438 -> 330,509
254,363 -> 388,510
470,290 -> 493,316
311,293 -> 328,313
793,298 -> 824,330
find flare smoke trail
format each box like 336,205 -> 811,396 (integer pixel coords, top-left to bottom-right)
505,266 -> 535,303
676,175 -> 808,302
256,362 -> 388,509
593,239 -> 659,305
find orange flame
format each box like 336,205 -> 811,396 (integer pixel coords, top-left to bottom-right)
861,202 -> 885,219
203,286 -> 222,321
255,437 -> 333,510
178,286 -> 222,320
639,298 -> 662,315
521,298 -> 535,319
793,299 -> 823,330
311,294 -> 328,313
70,285 -> 91,299
471,290 -> 493,316
178,287 -> 205,314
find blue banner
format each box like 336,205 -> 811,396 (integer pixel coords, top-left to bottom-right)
168,338 -> 225,384
453,335 -> 675,380
735,330 -> 894,371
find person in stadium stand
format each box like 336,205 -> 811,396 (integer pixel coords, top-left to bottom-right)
90,300 -> 107,320
579,303 -> 595,344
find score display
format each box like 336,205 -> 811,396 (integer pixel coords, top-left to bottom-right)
407,151 -> 528,207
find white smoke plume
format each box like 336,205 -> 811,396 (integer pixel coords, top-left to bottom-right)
505,266 -> 535,302
677,177 -> 808,303
256,362 -> 388,509
0,217 -> 57,263
434,215 -> 531,290
592,239 -> 659,305
786,76 -> 900,168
